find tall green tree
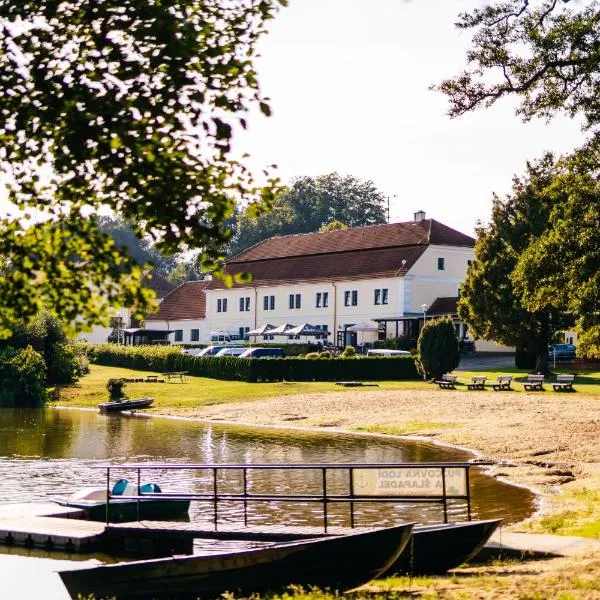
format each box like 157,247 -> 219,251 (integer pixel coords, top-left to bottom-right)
0,1 -> 285,336
437,0 -> 600,135
513,150 -> 600,357
458,155 -> 572,373
416,317 -> 460,381
229,173 -> 387,255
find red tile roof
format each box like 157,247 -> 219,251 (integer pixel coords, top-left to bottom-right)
206,219 -> 474,289
427,297 -> 459,315
146,280 -> 210,321
146,272 -> 176,299
229,219 -> 474,263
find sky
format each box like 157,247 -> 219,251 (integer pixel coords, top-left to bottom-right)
235,0 -> 586,236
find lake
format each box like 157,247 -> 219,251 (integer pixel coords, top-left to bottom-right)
0,407 -> 536,599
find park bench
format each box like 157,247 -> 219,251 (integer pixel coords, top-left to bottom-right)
491,375 -> 512,391
552,374 -> 575,392
467,376 -> 487,390
523,374 -> 545,391
435,374 -> 458,389
162,371 -> 188,383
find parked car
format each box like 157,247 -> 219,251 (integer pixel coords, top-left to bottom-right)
196,345 -> 229,357
214,347 -> 247,357
366,349 -> 410,356
238,347 -> 285,359
548,343 -> 576,360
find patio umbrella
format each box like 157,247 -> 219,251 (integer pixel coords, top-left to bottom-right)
286,323 -> 331,337
247,324 -> 276,336
346,320 -> 379,348
269,323 -> 297,336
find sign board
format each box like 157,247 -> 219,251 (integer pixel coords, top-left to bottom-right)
352,467 -> 468,497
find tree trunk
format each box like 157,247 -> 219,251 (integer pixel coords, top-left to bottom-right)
535,351 -> 549,375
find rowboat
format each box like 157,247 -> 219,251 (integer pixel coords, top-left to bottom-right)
98,397 -> 154,413
59,522 -> 415,600
53,478 -> 190,522
389,518 -> 502,575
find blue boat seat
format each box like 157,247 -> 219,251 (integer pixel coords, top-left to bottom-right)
140,482 -> 162,494
111,479 -> 129,496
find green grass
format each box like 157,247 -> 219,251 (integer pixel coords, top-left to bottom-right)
354,421 -> 457,436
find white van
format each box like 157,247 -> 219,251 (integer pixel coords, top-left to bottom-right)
366,349 -> 410,356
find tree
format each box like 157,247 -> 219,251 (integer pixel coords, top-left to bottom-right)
98,217 -> 177,277
437,1 -> 600,135
229,173 -> 387,255
512,150 -> 600,357
167,252 -> 206,287
319,220 -> 349,232
416,317 -> 460,381
0,1 -> 285,336
458,155 -> 573,373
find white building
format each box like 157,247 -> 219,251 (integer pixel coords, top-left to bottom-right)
147,212 -> 510,352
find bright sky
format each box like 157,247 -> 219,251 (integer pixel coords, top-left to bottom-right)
236,0 -> 586,236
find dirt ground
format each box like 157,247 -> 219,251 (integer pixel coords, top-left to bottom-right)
164,387 -> 600,505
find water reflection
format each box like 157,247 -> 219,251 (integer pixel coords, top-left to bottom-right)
0,407 -> 536,527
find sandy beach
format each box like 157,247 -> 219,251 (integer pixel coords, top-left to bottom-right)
161,387 -> 600,518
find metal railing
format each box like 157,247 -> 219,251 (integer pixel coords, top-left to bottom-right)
94,462 -> 474,532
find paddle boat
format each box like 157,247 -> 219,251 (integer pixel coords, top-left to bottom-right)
54,478 -> 190,522
59,522 -> 415,600
97,397 -> 154,413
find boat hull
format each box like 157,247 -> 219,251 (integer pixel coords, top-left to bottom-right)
59,523 -> 414,600
55,498 -> 191,523
389,519 -> 502,575
98,397 -> 154,413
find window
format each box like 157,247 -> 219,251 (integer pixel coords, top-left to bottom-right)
316,291 -> 329,308
174,330 -> 183,342
263,295 -> 275,310
437,257 -> 445,270
239,326 -> 250,341
344,290 -> 358,306
190,329 -> 199,342
239,297 -> 250,312
374,288 -> 389,304
217,298 -> 228,312
289,293 -> 301,309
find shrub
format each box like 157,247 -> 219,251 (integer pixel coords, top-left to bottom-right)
416,317 -> 460,380
305,352 -> 321,359
318,350 -> 332,359
380,335 -> 417,351
106,378 -> 127,401
340,345 -> 356,358
0,346 -> 48,406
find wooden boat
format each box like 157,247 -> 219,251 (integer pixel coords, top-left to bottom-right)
98,397 -> 154,413
389,518 -> 502,575
53,479 -> 190,522
59,522 -> 415,600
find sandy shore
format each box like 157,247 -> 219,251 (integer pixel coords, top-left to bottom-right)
158,387 -> 600,520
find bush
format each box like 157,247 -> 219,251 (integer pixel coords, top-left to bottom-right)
515,347 -> 537,370
380,335 -> 417,351
305,352 -> 321,359
0,346 -> 48,406
416,317 -> 460,380
318,350 -> 332,359
85,343 -> 420,382
340,345 -> 356,358
106,378 -> 127,401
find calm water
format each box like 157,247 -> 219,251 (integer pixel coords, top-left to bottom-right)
0,407 -> 537,599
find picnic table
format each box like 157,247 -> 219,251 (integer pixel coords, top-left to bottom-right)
435,374 -> 458,389
162,371 -> 188,383
523,374 -> 544,391
553,374 -> 575,392
467,376 -> 486,390
145,375 -> 163,383
491,375 -> 512,391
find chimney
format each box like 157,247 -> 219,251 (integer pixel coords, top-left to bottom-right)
413,210 -> 426,222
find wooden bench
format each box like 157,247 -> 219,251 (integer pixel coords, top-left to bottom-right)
553,374 -> 575,392
435,374 -> 458,389
523,374 -> 544,391
491,375 -> 512,391
145,375 -> 163,383
162,371 -> 188,383
467,376 -> 487,390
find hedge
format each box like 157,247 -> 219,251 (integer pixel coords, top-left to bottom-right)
78,343 -> 419,382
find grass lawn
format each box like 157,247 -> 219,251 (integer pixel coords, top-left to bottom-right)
56,364 -> 600,411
